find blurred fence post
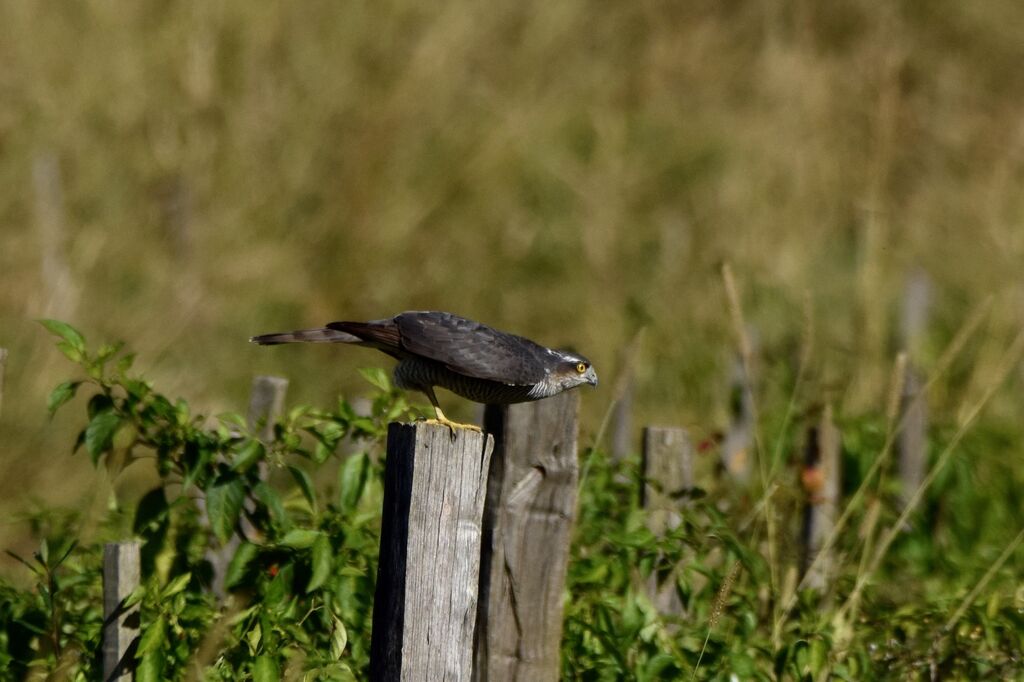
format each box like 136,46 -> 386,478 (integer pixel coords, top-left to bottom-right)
207,375 -> 288,597
611,376 -> 634,462
370,422 -> 493,681
247,375 -> 289,442
474,391 -> 580,682
800,406 -> 841,593
641,426 -> 694,616
611,333 -> 642,463
32,151 -> 77,320
0,347 -> 7,419
898,269 -> 931,513
721,351 -> 756,484
103,542 -> 141,682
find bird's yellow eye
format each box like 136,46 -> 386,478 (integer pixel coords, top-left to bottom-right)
576,362 -> 587,374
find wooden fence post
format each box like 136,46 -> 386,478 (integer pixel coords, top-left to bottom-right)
611,376 -> 634,462
208,375 -> 288,597
641,426 -> 694,615
247,375 -> 289,442
32,151 -> 77,320
721,353 -> 755,484
800,406 -> 841,592
473,391 -> 580,682
0,347 -> 7,419
103,542 -> 141,682
898,269 -> 931,513
370,423 -> 494,682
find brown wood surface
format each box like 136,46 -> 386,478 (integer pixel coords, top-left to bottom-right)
0,348 -> 7,419
103,542 -> 141,682
800,406 -> 841,592
474,391 -> 580,682
370,422 -> 494,682
642,426 -> 694,615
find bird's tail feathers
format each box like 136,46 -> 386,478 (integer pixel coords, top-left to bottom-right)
250,328 -> 361,345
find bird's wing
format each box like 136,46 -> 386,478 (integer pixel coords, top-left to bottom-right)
393,311 -> 551,385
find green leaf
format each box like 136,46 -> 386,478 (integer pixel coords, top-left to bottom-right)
137,649 -> 165,682
162,572 -> 192,598
253,654 -> 279,682
39,319 -> 86,352
47,381 -> 81,416
330,614 -> 348,660
280,529 -> 319,549
254,482 -> 290,531
358,367 -> 391,392
307,533 -> 332,593
85,411 -> 121,463
338,452 -> 370,511
225,542 -> 259,590
137,614 -> 167,656
288,464 -> 317,512
231,440 -> 265,473
206,475 -> 246,544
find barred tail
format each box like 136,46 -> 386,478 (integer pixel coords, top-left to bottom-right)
250,328 -> 361,345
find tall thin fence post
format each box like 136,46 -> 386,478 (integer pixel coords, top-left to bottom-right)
103,541 -> 141,682
899,269 -> 931,512
611,376 -> 634,462
641,426 -> 694,616
0,347 -> 7,419
370,423 -> 493,681
247,375 -> 289,442
32,151 -> 77,320
207,375 -> 288,597
721,352 -> 755,484
800,406 -> 841,593
611,333 -> 642,463
474,391 -> 580,682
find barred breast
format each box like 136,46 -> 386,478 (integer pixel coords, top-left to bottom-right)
393,357 -> 538,404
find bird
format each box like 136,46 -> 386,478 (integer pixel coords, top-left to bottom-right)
251,311 -> 598,431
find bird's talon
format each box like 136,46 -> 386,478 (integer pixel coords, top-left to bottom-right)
423,417 -> 483,436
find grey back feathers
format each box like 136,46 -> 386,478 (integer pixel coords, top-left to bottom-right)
251,310 -> 597,406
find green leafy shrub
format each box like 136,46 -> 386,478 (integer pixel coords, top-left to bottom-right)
2,322 -> 1023,680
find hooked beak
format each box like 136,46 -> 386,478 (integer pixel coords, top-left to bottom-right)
586,368 -> 598,387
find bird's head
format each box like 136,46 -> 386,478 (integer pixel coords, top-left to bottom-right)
552,351 -> 598,391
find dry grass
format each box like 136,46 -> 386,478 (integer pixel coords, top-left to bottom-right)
1,0 -> 1023,556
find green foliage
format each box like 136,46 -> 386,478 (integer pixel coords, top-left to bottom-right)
0,323 -> 408,679
2,323 -> 1023,679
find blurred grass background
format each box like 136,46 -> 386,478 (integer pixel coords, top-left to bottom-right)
1,0 -> 1023,555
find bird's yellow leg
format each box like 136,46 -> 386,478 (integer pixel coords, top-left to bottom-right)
422,388 -> 482,434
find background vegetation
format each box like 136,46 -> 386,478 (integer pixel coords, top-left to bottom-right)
1,0 -> 1023,678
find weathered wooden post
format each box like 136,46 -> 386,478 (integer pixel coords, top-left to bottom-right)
0,347 -> 7,419
611,376 -> 634,462
898,269 -> 931,513
370,423 -> 494,681
103,542 -> 141,681
247,375 -> 289,441
610,333 -> 642,463
721,353 -> 755,484
32,151 -> 76,320
641,426 -> 694,615
800,406 -> 841,592
473,391 -> 579,682
209,375 -> 288,597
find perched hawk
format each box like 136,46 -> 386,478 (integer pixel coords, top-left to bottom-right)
251,311 -> 598,430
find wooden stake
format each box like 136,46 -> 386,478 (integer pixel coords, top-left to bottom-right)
642,426 -> 694,615
800,407 -> 841,592
474,391 -> 580,682
103,542 -> 141,681
370,423 -> 493,682
0,348 -> 7,419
